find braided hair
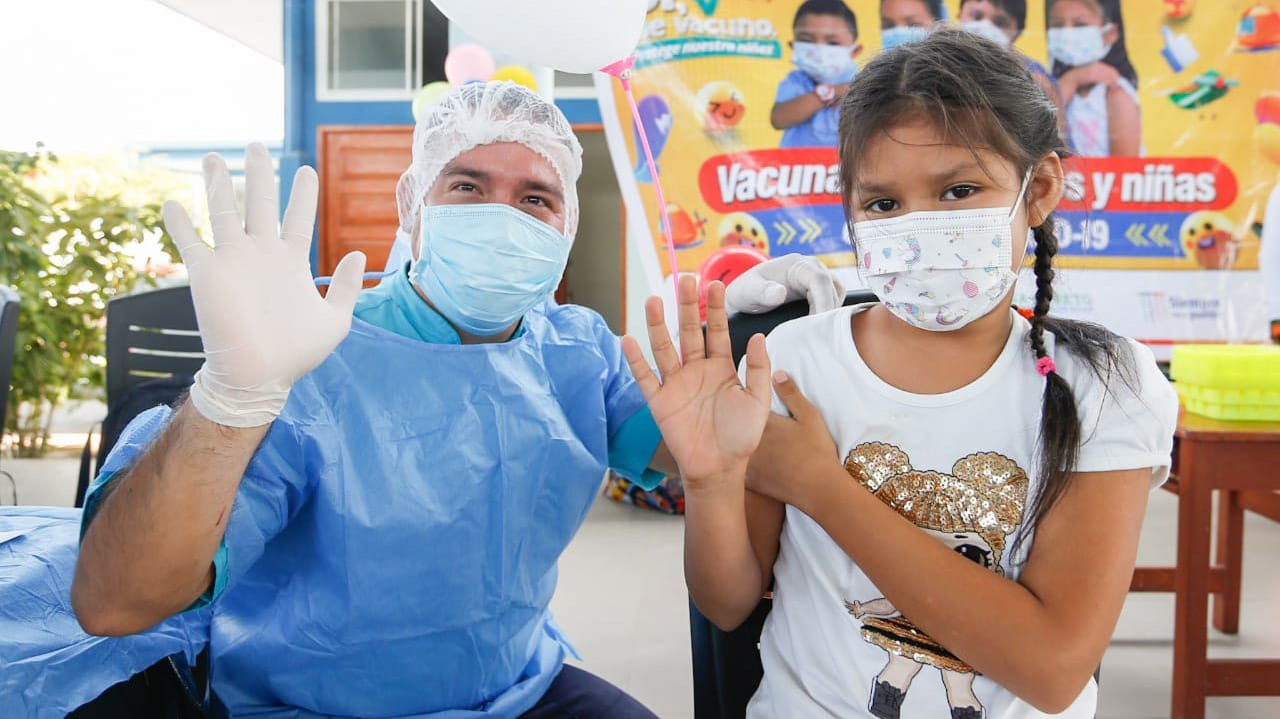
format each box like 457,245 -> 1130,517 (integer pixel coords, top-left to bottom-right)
837,28 -> 1138,556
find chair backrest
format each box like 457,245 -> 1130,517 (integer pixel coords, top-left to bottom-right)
0,290 -> 19,433
104,285 -> 204,409
691,288 -> 877,719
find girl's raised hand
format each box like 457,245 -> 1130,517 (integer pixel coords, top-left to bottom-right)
621,275 -> 772,489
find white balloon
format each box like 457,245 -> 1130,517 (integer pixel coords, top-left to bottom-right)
432,0 -> 649,75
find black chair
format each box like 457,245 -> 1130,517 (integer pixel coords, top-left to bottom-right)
1,289 -> 19,504
75,285 -> 203,508
104,285 -> 203,409
692,289 -> 877,719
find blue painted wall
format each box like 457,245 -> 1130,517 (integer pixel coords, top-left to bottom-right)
282,0 -> 600,270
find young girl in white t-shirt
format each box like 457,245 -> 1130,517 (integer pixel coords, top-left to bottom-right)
621,28 -> 1178,719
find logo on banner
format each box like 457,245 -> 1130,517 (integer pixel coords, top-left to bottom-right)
1138,292 -> 1221,324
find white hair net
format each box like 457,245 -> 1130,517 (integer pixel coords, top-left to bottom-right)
395,82 -> 583,242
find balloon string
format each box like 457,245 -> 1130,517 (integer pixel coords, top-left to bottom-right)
618,75 -> 680,317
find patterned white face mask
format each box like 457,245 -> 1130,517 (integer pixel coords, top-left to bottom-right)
1047,25 -> 1113,67
852,171 -> 1032,331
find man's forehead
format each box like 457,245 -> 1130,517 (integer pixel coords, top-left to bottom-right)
444,142 -> 557,176
436,144 -> 563,197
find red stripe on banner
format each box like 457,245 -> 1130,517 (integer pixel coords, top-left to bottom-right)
1059,157 -> 1238,213
698,148 -> 841,213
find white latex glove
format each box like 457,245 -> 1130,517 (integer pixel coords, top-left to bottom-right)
163,144 -> 367,427
725,254 -> 846,316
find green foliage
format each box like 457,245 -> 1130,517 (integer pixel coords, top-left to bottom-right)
0,147 -> 181,456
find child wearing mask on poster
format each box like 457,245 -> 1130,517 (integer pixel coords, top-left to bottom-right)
1047,0 -> 1141,157
958,0 -> 1065,137
626,28 -> 1177,719
772,0 -> 861,149
880,0 -> 945,50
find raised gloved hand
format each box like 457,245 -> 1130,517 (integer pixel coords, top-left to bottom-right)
725,254 -> 845,316
164,144 -> 367,427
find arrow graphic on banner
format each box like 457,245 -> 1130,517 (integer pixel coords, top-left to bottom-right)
799,218 -> 822,244
774,221 -> 797,246
1150,223 -> 1172,247
1125,223 -> 1149,247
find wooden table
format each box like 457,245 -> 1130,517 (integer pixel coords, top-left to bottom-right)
1129,411 -> 1280,719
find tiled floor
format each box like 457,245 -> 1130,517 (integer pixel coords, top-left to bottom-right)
7,412 -> 1280,718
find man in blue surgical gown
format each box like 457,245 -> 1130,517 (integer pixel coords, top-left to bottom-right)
0,82 -> 843,718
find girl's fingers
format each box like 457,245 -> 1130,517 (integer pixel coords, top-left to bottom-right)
622,335 -> 663,401
676,274 -> 705,364
645,295 -> 681,379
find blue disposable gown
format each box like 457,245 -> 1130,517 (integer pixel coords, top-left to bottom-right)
0,302 -> 650,718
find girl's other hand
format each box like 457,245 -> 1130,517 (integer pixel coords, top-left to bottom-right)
745,371 -> 840,512
1066,61 -> 1120,89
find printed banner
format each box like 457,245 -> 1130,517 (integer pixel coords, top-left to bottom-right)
598,0 -> 1279,344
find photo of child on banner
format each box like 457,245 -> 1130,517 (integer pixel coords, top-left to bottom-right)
598,0 -> 1280,364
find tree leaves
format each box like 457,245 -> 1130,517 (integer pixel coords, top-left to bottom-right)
1,148 -> 180,456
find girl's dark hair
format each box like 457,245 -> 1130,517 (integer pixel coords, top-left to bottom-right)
881,0 -> 946,22
961,0 -> 1027,31
1046,0 -> 1138,87
837,28 -> 1137,557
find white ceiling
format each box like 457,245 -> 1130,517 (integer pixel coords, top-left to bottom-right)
154,0 -> 283,61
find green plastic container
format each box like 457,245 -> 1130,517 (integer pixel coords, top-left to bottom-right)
1171,345 -> 1280,421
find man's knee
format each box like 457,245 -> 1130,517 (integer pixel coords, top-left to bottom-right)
521,664 -> 658,719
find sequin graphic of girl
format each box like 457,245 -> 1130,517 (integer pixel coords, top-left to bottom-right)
841,442 -> 1029,719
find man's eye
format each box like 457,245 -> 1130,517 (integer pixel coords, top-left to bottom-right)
526,196 -> 549,207
453,183 -> 477,192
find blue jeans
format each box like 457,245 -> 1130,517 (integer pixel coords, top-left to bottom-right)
70,658 -> 657,719
520,665 -> 657,719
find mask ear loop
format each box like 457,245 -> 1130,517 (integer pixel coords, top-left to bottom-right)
1009,168 -> 1036,259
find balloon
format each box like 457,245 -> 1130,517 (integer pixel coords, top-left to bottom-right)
444,44 -> 496,86
492,65 -> 538,92
696,246 -> 769,321
430,0 -> 647,74
633,95 -> 672,183
411,81 -> 454,122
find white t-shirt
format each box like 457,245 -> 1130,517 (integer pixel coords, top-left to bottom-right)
745,305 -> 1179,719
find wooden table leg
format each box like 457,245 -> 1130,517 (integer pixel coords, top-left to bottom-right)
1212,489 -> 1243,635
1172,446 -> 1212,719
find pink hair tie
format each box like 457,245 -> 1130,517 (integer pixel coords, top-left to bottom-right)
1036,356 -> 1056,377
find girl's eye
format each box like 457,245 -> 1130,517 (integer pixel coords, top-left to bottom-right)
942,184 -> 978,201
866,198 -> 898,213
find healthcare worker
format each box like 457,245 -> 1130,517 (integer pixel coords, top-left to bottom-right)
0,82 -> 841,718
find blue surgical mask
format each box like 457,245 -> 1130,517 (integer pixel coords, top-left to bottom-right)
881,25 -> 929,50
1047,25 -> 1113,67
409,203 -> 570,336
792,41 -> 860,84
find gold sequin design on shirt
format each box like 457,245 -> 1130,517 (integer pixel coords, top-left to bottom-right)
842,442 -> 1030,671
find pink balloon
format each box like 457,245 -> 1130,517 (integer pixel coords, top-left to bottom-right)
444,44 -> 496,85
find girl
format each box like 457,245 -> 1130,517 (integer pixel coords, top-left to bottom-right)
879,0 -> 944,50
622,29 -> 1178,719
1047,0 -> 1141,157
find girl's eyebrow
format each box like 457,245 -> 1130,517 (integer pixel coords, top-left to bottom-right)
857,161 -> 988,196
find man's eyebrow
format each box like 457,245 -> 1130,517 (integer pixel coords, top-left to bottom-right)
439,165 -> 491,182
523,180 -> 564,201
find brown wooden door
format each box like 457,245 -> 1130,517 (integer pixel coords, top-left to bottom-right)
317,126 -> 413,276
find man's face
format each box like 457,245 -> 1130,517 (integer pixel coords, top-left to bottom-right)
422,142 -> 567,236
